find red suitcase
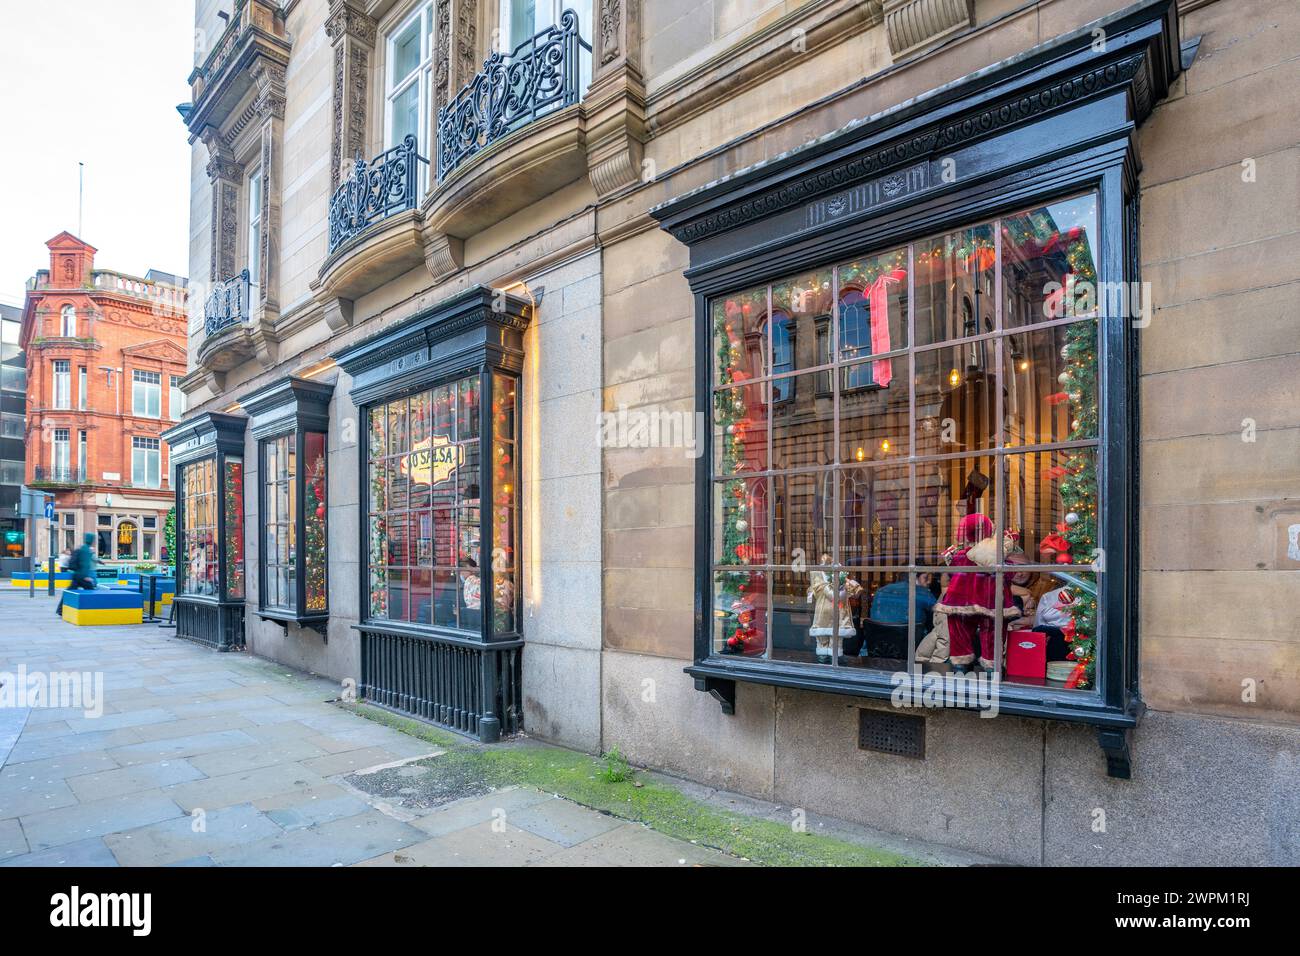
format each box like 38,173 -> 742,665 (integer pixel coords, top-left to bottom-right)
1006,629 -> 1047,680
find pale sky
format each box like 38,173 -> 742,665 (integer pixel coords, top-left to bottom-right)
0,1 -> 195,307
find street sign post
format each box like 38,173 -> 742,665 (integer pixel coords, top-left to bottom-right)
18,487 -> 53,600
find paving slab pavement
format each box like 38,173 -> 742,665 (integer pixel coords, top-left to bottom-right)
0,589 -> 745,867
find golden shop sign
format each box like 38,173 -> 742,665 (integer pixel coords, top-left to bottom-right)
402,434 -> 461,486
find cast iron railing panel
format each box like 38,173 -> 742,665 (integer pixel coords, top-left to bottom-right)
328,136 -> 426,254
436,9 -> 590,183
204,270 -> 252,337
359,628 -> 523,741
174,598 -> 245,651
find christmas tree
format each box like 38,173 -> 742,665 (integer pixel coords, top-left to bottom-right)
304,451 -> 327,611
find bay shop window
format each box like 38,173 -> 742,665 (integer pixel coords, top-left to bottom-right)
238,377 -> 334,633
334,286 -> 532,743
652,0 -> 1183,772
162,412 -> 248,651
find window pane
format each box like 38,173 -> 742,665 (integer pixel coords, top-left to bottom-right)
914,345 -> 997,453
772,561 -> 859,666
839,464 -> 910,567
224,458 -> 244,599
1002,194 -> 1100,330
713,477 -> 766,566
916,453 -> 997,566
848,569 -> 919,669
771,471 -> 825,567
771,375 -> 833,469
914,222 -> 996,347
1002,320 -> 1098,447
837,247 -> 908,360
391,16 -> 422,84
391,80 -> 420,146
1004,448 -> 1098,570
304,431 -> 327,612
771,268 -> 832,376
712,286 -> 767,388
839,355 -> 909,459
714,570 -> 766,657
1001,569 -> 1098,691
712,380 -> 768,476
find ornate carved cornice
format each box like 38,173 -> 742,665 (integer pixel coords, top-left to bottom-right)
251,62 -> 287,120
660,49 -> 1150,246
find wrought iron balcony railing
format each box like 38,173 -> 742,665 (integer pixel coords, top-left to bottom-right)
436,9 -> 591,183
33,465 -> 86,485
205,270 -> 252,337
328,136 -> 427,254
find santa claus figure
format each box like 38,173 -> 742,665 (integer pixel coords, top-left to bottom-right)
807,552 -> 862,662
936,513 -> 1013,674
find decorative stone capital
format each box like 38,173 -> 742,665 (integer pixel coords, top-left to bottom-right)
200,127 -> 242,184
325,0 -> 376,45
883,0 -> 973,60
251,62 -> 287,119
595,0 -> 640,77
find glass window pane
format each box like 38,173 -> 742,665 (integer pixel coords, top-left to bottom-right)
391,17 -> 422,85
1004,448 -> 1098,571
1002,194 -> 1100,330
914,222 -> 996,347
914,345 -> 997,453
771,268 -> 832,377
713,477 -> 767,567
772,375 -> 833,470
839,356 -> 909,459
713,380 -> 768,476
714,570 -> 766,657
772,560 -> 859,666
849,569 -> 919,669
304,431 -> 327,612
916,453 -> 997,567
836,247 -> 908,360
771,471 -> 825,567
712,286 -> 767,388
839,464 -> 909,567
1003,320 -> 1098,447
391,81 -> 419,146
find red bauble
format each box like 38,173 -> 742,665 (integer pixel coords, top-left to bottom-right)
316,505 -> 325,519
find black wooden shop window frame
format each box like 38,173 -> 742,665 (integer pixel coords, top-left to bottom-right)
333,286 -> 532,742
239,375 -> 334,634
161,411 -> 249,651
651,0 -> 1184,769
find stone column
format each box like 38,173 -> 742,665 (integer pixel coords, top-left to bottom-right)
326,0 -> 376,190
585,0 -> 647,198
250,61 -> 286,364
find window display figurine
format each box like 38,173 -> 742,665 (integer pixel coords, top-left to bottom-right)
935,514 -> 1013,674
807,552 -> 862,662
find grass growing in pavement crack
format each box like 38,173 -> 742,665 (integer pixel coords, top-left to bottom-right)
340,701 -> 923,867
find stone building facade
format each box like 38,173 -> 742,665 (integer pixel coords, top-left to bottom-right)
20,233 -> 188,563
173,0 -> 1299,865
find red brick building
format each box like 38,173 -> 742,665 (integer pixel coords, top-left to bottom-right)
20,232 -> 188,563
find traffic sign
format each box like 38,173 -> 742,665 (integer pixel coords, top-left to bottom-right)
45,501 -> 55,521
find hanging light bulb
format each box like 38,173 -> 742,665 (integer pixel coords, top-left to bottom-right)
949,368 -> 961,387
880,439 -> 891,453
855,446 -> 866,462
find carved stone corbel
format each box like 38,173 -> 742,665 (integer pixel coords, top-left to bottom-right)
423,231 -> 464,284
326,0 -> 376,190
585,0 -> 647,198
320,293 -> 355,334
883,0 -> 974,60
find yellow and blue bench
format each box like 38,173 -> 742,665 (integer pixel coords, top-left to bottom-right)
10,571 -> 73,588
61,588 -> 144,626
